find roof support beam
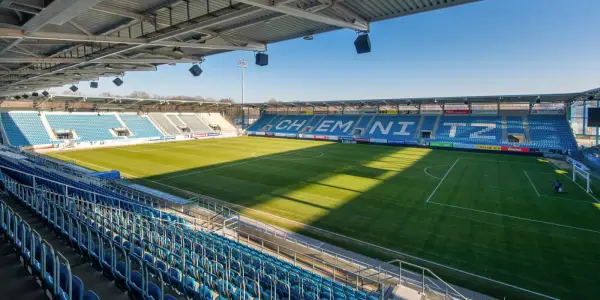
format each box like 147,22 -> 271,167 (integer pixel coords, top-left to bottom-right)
68,20 -> 93,35
0,57 -> 201,64
0,0 -> 104,59
0,66 -> 156,75
92,3 -> 264,47
2,4 -> 262,91
90,4 -> 148,21
0,28 -> 266,51
233,0 -> 368,31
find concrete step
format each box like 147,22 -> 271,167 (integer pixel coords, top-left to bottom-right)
3,195 -> 130,300
0,238 -> 47,300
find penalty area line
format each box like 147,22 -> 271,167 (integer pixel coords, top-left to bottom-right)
524,171 -> 541,197
428,201 -> 600,234
425,158 -> 460,203
423,165 -> 451,180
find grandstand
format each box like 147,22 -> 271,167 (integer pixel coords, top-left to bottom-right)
245,92 -> 590,154
0,88 -> 599,300
0,108 -> 234,149
0,0 -> 598,300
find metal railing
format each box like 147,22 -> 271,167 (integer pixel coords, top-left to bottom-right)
0,165 -> 388,298
5,151 -> 562,300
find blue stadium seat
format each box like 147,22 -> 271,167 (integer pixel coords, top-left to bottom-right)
247,114 -> 277,131
120,114 -> 163,138
1,112 -> 53,147
367,115 -> 420,141
268,115 -> 314,133
527,115 -> 577,151
83,291 -> 100,300
0,153 -> 402,300
45,113 -> 124,142
435,116 -> 502,145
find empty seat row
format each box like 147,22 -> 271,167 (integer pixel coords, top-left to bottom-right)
45,114 -> 124,143
119,114 -> 164,139
248,114 -> 578,150
1,112 -> 53,147
0,201 -> 100,300
0,157 -> 381,300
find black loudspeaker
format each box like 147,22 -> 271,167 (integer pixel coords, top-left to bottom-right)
354,34 -> 371,54
255,53 -> 268,66
113,78 -> 123,86
69,85 -> 78,92
90,82 -> 98,88
32,92 -> 39,97
189,65 -> 203,77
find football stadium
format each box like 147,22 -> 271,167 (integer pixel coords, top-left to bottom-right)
0,1 -> 599,300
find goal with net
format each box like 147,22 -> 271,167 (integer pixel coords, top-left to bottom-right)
568,157 -> 592,193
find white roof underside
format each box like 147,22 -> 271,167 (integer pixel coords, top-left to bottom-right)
0,0 -> 479,96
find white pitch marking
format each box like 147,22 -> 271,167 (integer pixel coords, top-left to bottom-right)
55,151 -> 560,300
423,165 -> 451,180
524,171 -> 541,197
251,151 -> 324,161
425,158 -> 460,203
548,161 -> 600,204
428,201 -> 600,234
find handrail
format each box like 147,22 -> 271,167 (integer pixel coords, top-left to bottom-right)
0,163 -> 479,299
55,251 -> 73,300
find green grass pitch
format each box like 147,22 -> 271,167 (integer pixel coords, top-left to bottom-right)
48,137 -> 600,299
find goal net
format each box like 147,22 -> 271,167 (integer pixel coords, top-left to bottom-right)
570,158 -> 592,193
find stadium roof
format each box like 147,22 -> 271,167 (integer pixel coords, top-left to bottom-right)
0,87 -> 598,112
246,87 -> 600,108
0,0 -> 479,97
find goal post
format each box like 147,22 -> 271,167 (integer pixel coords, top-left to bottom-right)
573,163 -> 592,193
568,157 -> 592,193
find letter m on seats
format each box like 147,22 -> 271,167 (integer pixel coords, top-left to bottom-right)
331,120 -> 354,133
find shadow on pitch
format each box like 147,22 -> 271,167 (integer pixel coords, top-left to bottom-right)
130,137 -> 593,299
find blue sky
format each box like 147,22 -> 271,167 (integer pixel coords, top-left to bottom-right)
51,0 -> 600,103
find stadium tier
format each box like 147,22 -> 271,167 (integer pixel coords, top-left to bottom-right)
119,114 -> 164,139
0,112 -> 231,148
0,153 -> 382,300
179,115 -> 214,134
0,112 -> 54,147
247,114 -> 578,151
45,114 -> 125,143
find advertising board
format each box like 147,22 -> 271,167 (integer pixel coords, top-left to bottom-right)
430,142 -> 454,148
475,145 -> 501,151
453,143 -> 477,149
501,146 -> 530,153
370,138 -> 387,144
444,110 -> 469,115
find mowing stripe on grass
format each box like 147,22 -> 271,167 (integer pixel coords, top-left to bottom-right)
524,171 -> 541,196
425,158 -> 460,203
428,201 -> 600,234
157,148 -> 324,182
